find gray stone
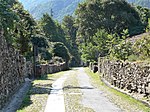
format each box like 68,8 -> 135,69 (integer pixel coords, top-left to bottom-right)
90,57 -> 150,96
0,30 -> 25,109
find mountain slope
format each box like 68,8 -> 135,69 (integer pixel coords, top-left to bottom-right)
19,0 -> 83,21
128,0 -> 150,8
19,0 -> 149,21
136,0 -> 150,8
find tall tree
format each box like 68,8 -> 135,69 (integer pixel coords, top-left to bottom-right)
11,2 -> 37,55
39,13 -> 66,43
0,0 -> 18,41
62,15 -> 80,66
75,0 -> 145,44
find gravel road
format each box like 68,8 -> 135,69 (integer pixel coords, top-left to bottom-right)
77,68 -> 123,112
2,68 -> 123,112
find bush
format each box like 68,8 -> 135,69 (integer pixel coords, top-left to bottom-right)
52,42 -> 71,63
133,35 -> 150,60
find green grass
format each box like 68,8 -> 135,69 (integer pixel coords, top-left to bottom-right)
85,68 -> 150,112
17,71 -> 66,112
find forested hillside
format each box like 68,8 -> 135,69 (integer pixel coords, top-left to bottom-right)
19,0 -> 150,21
19,0 -> 83,21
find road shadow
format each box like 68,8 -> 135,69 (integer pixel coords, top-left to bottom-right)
36,75 -> 55,81
18,81 -> 52,111
29,83 -> 52,94
63,85 -> 94,90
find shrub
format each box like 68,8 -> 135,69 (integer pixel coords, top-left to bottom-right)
52,42 -> 71,63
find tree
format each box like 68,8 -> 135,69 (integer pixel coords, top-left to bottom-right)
62,15 -> 80,66
92,29 -> 110,57
12,2 -> 37,55
39,13 -> 66,43
62,15 -> 77,46
75,0 -> 145,44
52,42 -> 71,64
146,18 -> 150,32
109,29 -> 133,61
133,35 -> 150,59
80,43 -> 98,62
110,41 -> 133,61
0,1 -> 39,56
0,0 -> 18,42
80,29 -> 110,62
31,34 -> 48,48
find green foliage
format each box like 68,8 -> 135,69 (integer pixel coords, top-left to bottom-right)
39,14 -> 66,43
135,6 -> 150,34
127,54 -> 139,62
19,0 -> 83,21
80,29 -> 111,62
62,15 -> 77,46
31,34 -> 51,61
110,40 -> 133,61
80,28 -> 134,62
2,0 -> 149,65
76,0 -> 145,45
80,43 -> 98,62
62,15 -> 80,66
133,35 -> 150,60
0,0 -> 18,41
75,0 -> 150,62
52,42 -> 71,63
0,1 -> 39,55
146,18 -> 150,32
12,2 -> 38,55
92,29 -> 110,57
31,35 -> 48,48
51,56 -> 64,64
109,30 -> 133,61
40,49 -> 52,61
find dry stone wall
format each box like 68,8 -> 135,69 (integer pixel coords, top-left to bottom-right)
40,62 -> 68,76
98,58 -> 150,95
30,62 -> 68,78
0,30 -> 26,109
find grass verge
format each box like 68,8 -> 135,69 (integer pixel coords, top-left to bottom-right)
17,71 -> 65,112
85,68 -> 150,112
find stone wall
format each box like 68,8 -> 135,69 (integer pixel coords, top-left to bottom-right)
98,58 -> 150,95
26,62 -> 68,78
89,62 -> 98,73
25,61 -> 33,78
0,30 -> 26,109
40,62 -> 68,75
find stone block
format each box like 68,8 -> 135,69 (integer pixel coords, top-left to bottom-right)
98,57 -> 150,96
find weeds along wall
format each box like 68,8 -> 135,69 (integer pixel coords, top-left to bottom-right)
0,30 -> 26,109
98,57 -> 150,95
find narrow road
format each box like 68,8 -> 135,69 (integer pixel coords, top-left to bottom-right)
77,68 -> 122,112
44,73 -> 69,112
45,67 -> 122,112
